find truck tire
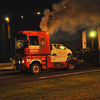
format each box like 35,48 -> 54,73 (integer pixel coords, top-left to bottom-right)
31,63 -> 41,74
67,60 -> 76,70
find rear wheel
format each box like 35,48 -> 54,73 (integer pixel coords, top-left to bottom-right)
30,63 -> 41,74
67,60 -> 76,70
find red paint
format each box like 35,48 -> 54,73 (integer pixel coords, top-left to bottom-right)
15,31 -> 76,71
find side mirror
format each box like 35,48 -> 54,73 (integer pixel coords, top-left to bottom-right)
27,40 -> 30,46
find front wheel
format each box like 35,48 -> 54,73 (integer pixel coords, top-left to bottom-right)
30,63 -> 41,74
67,60 -> 76,70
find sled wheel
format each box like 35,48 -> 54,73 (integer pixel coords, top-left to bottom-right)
67,60 -> 76,70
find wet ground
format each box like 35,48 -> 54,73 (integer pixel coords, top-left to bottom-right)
0,63 -> 100,86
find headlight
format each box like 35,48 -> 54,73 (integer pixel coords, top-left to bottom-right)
19,61 -> 21,64
22,60 -> 24,63
13,60 -> 15,64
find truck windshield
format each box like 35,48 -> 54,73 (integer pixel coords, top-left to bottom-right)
15,35 -> 27,49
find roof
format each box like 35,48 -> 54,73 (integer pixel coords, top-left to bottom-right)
15,30 -> 49,37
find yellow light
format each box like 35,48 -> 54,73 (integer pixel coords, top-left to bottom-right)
60,46 -> 65,49
90,30 -> 97,37
47,31 -> 49,34
22,60 -> 24,63
90,32 -> 94,36
19,61 -> 21,64
21,16 -> 24,19
64,7 -> 66,8
13,60 -> 15,64
37,12 -> 40,15
5,17 -> 9,22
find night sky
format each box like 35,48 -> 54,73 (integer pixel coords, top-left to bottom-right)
0,0 -> 62,30
0,0 -> 100,58
0,0 -> 62,58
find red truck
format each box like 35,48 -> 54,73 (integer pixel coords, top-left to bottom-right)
13,31 -> 77,74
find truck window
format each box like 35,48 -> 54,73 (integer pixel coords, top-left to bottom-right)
57,45 -> 60,49
29,36 -> 39,45
54,45 -> 57,49
15,35 -> 27,49
40,38 -> 45,46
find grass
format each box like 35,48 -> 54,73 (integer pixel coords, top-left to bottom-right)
0,72 -> 100,100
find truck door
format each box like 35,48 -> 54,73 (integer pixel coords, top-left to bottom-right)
40,37 -> 46,54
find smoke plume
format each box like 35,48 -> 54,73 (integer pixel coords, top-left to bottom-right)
40,0 -> 100,34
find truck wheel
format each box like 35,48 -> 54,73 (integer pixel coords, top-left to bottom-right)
31,63 -> 41,74
67,60 -> 76,70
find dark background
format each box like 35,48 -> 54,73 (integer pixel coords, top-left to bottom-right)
0,0 -> 100,62
0,0 -> 61,60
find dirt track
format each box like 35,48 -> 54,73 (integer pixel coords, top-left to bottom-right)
0,64 -> 100,86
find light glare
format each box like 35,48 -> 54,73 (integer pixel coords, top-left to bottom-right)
90,30 -> 97,37
37,12 -> 40,15
5,17 -> 9,22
